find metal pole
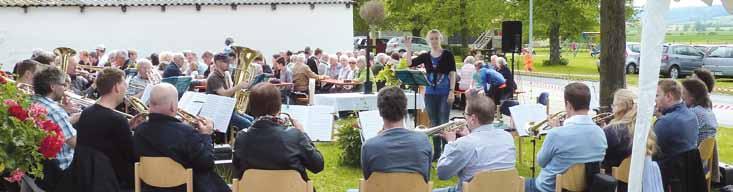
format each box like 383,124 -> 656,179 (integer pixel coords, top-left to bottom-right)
529,0 -> 534,53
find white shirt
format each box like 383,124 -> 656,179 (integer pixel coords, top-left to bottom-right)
338,66 -> 354,80
459,64 -> 476,90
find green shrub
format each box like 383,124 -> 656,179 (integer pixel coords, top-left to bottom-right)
542,58 -> 569,66
446,45 -> 469,58
334,115 -> 362,167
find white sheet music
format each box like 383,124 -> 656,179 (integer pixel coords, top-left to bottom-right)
199,94 -> 236,133
178,91 -> 206,115
281,105 -> 334,141
509,104 -> 548,136
358,110 -> 383,142
140,84 -> 154,105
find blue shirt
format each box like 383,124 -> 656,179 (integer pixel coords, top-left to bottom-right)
361,128 -> 433,181
162,62 -> 182,78
436,125 -> 516,191
33,95 -> 76,170
535,115 -> 607,192
654,102 -> 699,158
475,67 -> 505,93
426,56 -> 451,95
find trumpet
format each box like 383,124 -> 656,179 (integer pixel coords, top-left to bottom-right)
593,112 -> 614,126
65,91 -> 134,119
414,119 -> 467,136
78,65 -> 105,72
529,111 -> 566,133
177,109 -> 206,126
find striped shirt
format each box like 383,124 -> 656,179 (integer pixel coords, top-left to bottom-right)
32,95 -> 76,170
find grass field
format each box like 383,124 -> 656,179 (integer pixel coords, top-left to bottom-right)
627,31 -> 733,45
295,127 -> 733,192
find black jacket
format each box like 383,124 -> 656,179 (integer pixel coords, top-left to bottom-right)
232,119 -> 324,181
133,113 -> 230,192
306,56 -> 320,75
54,146 -> 120,192
657,149 -> 707,192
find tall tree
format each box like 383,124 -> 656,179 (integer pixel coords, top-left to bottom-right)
353,0 -> 370,35
599,0 -> 627,110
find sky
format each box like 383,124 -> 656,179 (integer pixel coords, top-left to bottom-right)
633,0 -> 722,8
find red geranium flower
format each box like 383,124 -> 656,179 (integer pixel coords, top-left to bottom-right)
39,120 -> 64,158
0,76 -> 6,84
8,105 -> 28,121
3,169 -> 24,183
29,103 -> 48,120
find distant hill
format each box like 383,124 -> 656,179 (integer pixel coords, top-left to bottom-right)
664,5 -> 729,24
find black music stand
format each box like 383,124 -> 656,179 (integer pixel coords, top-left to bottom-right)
395,70 -> 429,128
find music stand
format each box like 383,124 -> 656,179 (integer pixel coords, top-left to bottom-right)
395,70 -> 429,128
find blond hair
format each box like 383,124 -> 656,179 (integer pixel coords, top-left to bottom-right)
608,89 -> 657,155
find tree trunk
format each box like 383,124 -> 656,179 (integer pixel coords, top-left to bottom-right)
412,16 -> 422,37
460,0 -> 469,48
599,0 -> 626,111
548,22 -> 561,65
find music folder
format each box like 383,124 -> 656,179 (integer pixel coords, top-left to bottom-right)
395,69 -> 429,86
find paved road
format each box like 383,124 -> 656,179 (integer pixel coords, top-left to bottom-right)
515,75 -> 733,127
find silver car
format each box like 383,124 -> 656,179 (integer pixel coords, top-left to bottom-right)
386,36 -> 431,53
660,44 -> 705,79
703,46 -> 733,77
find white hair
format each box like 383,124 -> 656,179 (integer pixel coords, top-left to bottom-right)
464,56 -> 476,65
497,57 -> 507,66
137,58 -> 152,67
116,50 -> 129,60
295,54 -> 306,63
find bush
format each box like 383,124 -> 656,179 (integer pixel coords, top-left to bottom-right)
334,115 -> 362,167
446,45 -> 469,58
542,58 -> 569,66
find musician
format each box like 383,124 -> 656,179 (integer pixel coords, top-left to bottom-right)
232,83 -> 324,181
133,83 -> 230,192
89,52 -> 99,67
32,50 -> 56,65
292,54 -> 326,93
126,59 -> 154,98
654,79 -> 699,159
202,51 -> 214,77
74,68 -> 137,189
406,29 -> 457,161
435,90 -> 516,192
361,87 -> 432,182
78,50 -> 91,66
32,67 -> 79,171
163,53 -> 185,78
525,82 -> 607,192
13,59 -> 41,89
206,53 -> 253,131
111,50 -> 130,70
64,56 -> 90,95
127,49 -> 138,69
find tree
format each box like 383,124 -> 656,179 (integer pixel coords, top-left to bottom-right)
353,0 -> 370,35
512,0 -> 599,65
599,0 -> 627,110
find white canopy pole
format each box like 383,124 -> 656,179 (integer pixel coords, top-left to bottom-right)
628,0 -> 670,191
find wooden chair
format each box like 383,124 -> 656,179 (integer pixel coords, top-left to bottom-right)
612,158 -> 631,184
231,169 -> 313,192
134,157 -> 193,192
462,169 -> 525,192
359,172 -> 432,192
699,137 -> 716,192
555,164 -> 586,192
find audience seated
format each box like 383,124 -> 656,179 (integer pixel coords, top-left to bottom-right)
292,54 -> 325,94
654,79 -> 699,159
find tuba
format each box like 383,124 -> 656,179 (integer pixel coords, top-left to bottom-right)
54,47 -> 76,73
229,46 -> 259,113
414,119 -> 467,136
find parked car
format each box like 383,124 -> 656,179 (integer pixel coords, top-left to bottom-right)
660,44 -> 706,79
594,42 -> 641,74
354,36 -> 391,53
702,45 -> 733,77
386,36 -> 431,54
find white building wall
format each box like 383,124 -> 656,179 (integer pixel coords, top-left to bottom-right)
0,4 -> 353,71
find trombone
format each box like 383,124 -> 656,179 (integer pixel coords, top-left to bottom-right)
65,91 -> 134,119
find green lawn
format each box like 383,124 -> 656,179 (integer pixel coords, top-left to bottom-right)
627,31 -> 733,45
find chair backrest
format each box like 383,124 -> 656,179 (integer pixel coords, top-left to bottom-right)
232,169 -> 313,192
463,169 -> 524,192
555,164 -> 586,192
359,172 -> 432,192
612,158 -> 631,183
135,157 -> 193,192
699,137 -> 715,163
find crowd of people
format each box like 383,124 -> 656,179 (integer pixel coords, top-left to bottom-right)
1,29 -> 721,192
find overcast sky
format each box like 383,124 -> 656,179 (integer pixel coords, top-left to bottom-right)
633,0 -> 722,8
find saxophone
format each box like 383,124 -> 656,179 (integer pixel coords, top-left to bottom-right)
229,45 -> 259,113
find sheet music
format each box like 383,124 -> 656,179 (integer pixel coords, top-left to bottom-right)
358,110 -> 383,142
199,94 -> 236,133
281,105 -> 334,141
509,104 -> 548,136
140,84 -> 154,105
178,91 -> 206,115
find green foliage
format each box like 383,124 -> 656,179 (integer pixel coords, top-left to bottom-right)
375,65 -> 401,87
334,115 -> 362,167
542,58 -> 569,66
0,80 -> 50,179
446,45 -> 468,58
382,0 -> 505,38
